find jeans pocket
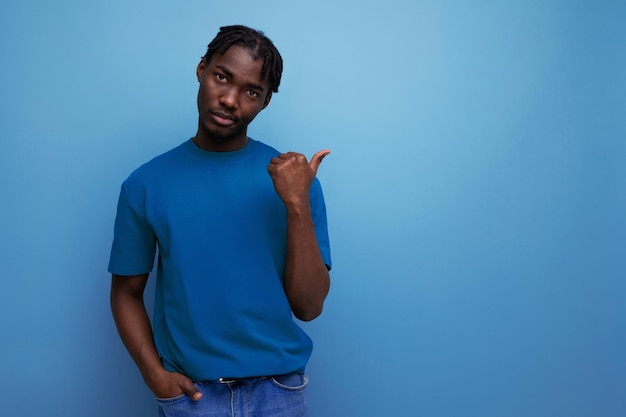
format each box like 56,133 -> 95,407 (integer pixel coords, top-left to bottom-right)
156,393 -> 199,417
156,393 -> 187,404
270,373 -> 309,392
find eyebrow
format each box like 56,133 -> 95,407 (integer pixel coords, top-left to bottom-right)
216,65 -> 265,92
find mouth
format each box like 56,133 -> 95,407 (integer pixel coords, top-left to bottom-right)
211,110 -> 235,126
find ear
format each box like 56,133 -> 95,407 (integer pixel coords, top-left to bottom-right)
196,59 -> 206,82
261,92 -> 272,110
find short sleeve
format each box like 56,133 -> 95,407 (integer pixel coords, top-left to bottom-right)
310,178 -> 332,271
108,180 -> 157,276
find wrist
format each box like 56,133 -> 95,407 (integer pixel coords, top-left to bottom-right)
141,363 -> 168,385
284,200 -> 312,218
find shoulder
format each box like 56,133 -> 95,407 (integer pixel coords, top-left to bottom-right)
124,141 -> 189,186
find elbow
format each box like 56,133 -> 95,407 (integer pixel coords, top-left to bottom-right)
286,272 -> 330,322
293,304 -> 324,322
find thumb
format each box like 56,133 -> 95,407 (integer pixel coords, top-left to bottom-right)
181,379 -> 202,401
309,149 -> 331,175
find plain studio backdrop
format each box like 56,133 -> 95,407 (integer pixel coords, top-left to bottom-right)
1,1 -> 624,416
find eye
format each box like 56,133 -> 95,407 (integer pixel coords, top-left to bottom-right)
248,90 -> 259,97
216,73 -> 227,82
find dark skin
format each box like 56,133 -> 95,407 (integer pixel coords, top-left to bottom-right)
110,45 -> 330,401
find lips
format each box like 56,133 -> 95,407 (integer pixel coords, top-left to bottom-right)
211,110 -> 235,126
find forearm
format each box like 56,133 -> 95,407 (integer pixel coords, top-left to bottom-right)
110,275 -> 202,400
283,202 -> 330,321
110,277 -> 165,384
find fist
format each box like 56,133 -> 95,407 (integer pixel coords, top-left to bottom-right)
267,150 -> 330,205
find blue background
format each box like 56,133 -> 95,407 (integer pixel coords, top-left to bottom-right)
1,1 -> 624,416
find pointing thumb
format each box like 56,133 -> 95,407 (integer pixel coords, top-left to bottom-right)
309,150 -> 331,175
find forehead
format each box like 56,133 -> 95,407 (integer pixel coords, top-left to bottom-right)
207,45 -> 269,88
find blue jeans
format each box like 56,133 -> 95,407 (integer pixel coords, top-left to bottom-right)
157,373 -> 309,417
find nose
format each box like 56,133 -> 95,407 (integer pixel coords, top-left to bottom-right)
219,87 -> 238,110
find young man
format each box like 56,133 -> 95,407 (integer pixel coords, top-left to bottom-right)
109,25 -> 331,417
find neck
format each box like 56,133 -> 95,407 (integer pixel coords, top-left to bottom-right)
192,131 -> 249,152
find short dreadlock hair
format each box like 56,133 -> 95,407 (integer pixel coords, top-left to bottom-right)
202,25 -> 283,93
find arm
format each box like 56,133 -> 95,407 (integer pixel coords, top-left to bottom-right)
268,150 -> 331,321
110,273 -> 202,400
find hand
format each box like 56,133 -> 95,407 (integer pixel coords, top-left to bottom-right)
268,150 -> 330,206
146,369 -> 203,401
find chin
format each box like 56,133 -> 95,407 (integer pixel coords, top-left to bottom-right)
201,123 -> 248,144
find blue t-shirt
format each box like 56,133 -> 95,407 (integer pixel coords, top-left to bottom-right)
108,138 -> 331,381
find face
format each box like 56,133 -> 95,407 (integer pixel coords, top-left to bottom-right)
194,45 -> 272,151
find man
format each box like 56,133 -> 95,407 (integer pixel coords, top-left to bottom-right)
109,25 -> 331,417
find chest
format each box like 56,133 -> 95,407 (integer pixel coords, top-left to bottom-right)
144,163 -> 286,242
